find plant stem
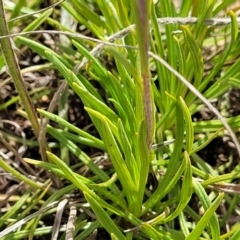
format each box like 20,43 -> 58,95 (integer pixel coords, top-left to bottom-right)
0,1 -> 62,187
133,0 -> 154,148
0,0 -> 40,137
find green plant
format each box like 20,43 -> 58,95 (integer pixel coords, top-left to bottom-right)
1,0 -> 240,239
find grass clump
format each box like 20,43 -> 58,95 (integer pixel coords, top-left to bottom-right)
1,0 -> 240,239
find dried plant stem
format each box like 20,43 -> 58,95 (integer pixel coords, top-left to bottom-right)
0,16 -> 239,49
134,0 -> 153,148
0,1 -> 61,187
52,199 -> 68,240
0,201 -> 59,238
7,0 -> 65,23
0,0 -> 39,137
65,203 -> 77,240
156,17 -> 240,26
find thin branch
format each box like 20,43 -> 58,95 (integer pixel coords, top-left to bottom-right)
0,30 -> 137,48
7,0 -> 66,23
156,17 -> 240,26
38,81 -> 67,187
0,16 -> 238,47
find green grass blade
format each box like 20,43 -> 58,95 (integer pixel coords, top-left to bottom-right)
72,82 -> 119,124
142,99 -> 184,214
118,119 -> 138,184
163,151 -> 192,223
37,108 -> 104,150
181,25 -> 204,104
46,125 -> 117,184
0,157 -> 44,189
0,190 -> 31,229
137,119 -> 151,215
192,128 -> 223,154
61,1 -> 103,37
230,228 -> 240,240
192,178 -> 221,240
179,96 -> 194,154
84,192 -> 126,240
46,152 -> 125,217
100,115 -> 138,214
200,11 -> 238,92
15,8 -> 53,47
70,0 -> 105,28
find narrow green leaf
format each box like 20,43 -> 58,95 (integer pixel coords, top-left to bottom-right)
62,1 -> 103,37
105,47 -> 142,89
200,11 -> 238,92
16,9 -> 53,47
16,36 -> 72,69
84,107 -> 119,140
230,227 -> 240,240
25,158 -> 92,185
192,128 -> 223,154
163,151 -> 192,223
46,152 -> 125,217
37,108 -> 104,150
141,223 -> 165,239
8,0 -> 26,28
107,71 -> 137,135
192,178 -> 221,240
159,0 -> 178,102
192,0 -> 214,41
181,25 -> 204,104
193,115 -> 240,133
142,100 -> 185,214
0,157 -> 43,189
142,156 -> 185,215
84,192 -> 126,240
16,38 -> 100,100
179,97 -> 194,153
100,116 -> 137,213
179,211 -> 190,237
46,125 -> 118,184
118,119 -> 138,184
72,82 -> 119,124
181,25 -> 203,89
179,0 -> 192,16
229,77 -> 240,88
213,0 -> 236,15
25,158 -> 127,210
72,40 -> 108,78
137,119 -> 150,215
95,0 -> 122,32
0,190 -> 31,228
70,0 -> 105,28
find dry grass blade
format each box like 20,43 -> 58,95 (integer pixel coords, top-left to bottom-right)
0,201 -> 58,238
156,17 -> 240,25
38,81 -> 68,188
52,199 -> 68,240
7,0 -> 66,23
65,203 -> 77,240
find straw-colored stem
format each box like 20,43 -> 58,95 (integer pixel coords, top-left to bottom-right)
0,0 -> 40,137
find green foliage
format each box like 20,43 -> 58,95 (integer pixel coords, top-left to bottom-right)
1,0 -> 240,239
